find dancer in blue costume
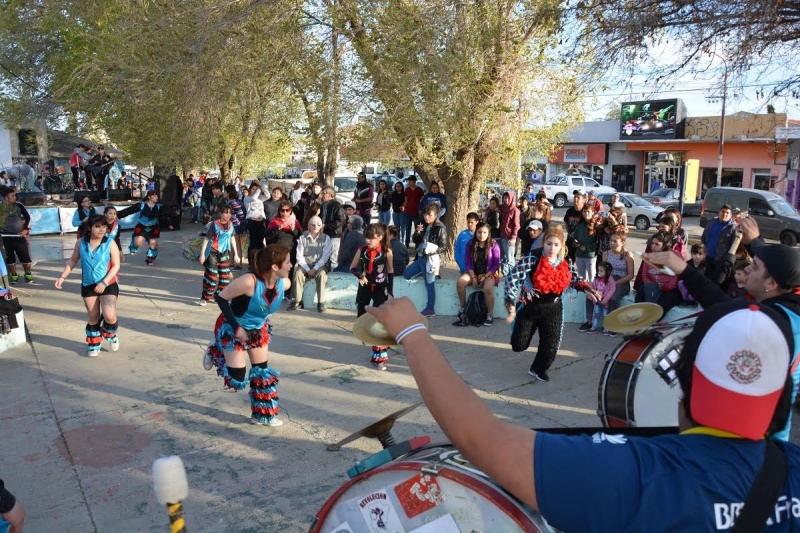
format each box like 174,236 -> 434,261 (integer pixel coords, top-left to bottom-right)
203,244 -> 292,426
116,189 -> 162,265
55,215 -> 121,356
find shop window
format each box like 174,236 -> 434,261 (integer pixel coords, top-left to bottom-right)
701,168 -> 743,196
612,165 -> 635,193
753,169 -> 771,191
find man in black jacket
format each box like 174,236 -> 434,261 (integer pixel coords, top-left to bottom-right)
319,185 -> 344,270
643,215 -> 800,442
87,145 -> 113,197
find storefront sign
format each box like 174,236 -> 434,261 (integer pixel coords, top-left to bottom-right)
564,145 -> 588,163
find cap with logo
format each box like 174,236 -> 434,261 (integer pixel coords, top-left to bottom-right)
683,302 -> 792,440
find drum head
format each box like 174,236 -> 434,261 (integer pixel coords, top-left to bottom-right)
599,325 -> 690,428
310,444 -> 556,532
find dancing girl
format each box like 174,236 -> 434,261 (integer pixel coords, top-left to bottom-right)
123,190 -> 163,265
198,204 -> 239,305
54,215 -> 121,356
350,223 -> 394,370
203,244 -> 291,426
504,227 -> 589,382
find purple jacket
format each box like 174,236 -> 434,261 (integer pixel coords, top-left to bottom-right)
465,240 -> 501,275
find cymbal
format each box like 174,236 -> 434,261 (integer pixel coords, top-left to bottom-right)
604,303 -> 663,333
326,402 -> 424,451
353,313 -> 429,346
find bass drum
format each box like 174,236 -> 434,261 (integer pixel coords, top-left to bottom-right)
597,324 -> 690,428
309,443 -> 559,533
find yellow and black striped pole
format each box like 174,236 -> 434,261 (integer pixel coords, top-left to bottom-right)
153,456 -> 189,532
165,501 -> 186,533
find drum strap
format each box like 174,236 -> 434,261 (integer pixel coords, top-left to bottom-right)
731,440 -> 787,532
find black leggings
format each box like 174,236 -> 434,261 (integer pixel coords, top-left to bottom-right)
510,298 -> 563,374
356,284 -> 389,316
247,219 -> 267,262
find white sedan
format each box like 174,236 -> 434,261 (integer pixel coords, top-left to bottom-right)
597,192 -> 664,230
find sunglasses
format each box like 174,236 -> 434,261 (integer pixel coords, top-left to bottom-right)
280,209 -> 292,213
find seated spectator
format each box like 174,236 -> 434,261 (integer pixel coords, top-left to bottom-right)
454,212 -> 480,274
454,222 -> 500,327
388,225 -> 409,276
289,216 -> 331,312
638,230 -> 682,316
335,215 -> 365,272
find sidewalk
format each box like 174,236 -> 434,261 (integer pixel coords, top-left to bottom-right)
1,224 -> 795,532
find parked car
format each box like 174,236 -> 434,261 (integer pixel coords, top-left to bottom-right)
597,192 -> 665,230
700,187 -> 800,246
535,174 -> 616,207
334,176 -> 378,215
642,187 -> 702,216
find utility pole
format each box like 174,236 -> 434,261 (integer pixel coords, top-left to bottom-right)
711,52 -> 728,188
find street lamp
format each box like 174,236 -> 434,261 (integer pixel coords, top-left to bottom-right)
709,52 -> 728,188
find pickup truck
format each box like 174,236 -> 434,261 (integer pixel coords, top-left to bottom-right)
533,175 -> 616,207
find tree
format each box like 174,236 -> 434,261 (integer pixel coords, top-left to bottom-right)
573,0 -> 800,99
333,0 -> 589,259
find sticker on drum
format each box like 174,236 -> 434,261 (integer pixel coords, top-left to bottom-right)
309,444 -> 560,533
597,324 -> 691,428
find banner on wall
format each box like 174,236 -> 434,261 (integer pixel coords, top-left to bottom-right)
28,207 -> 62,235
28,202 -> 142,235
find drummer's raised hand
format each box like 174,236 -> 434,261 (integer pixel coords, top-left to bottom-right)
366,297 -> 423,339
642,250 -> 686,276
738,216 -> 760,244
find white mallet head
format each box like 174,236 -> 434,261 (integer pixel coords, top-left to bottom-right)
153,455 -> 189,505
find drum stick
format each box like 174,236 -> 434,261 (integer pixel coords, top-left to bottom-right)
153,456 -> 189,533
728,230 -> 744,256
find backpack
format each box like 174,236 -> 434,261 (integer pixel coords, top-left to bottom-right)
463,290 -> 488,326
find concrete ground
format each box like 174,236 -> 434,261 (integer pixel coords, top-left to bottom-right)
1,221 -> 793,532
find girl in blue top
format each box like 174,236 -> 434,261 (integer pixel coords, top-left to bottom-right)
54,215 -> 121,357
72,195 -> 98,237
203,244 -> 292,426
120,189 -> 163,265
198,205 -> 239,305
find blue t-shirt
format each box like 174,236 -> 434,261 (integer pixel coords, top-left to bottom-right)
534,431 -> 800,532
454,229 -> 474,274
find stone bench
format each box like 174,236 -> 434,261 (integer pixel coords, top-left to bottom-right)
298,273 -> 698,323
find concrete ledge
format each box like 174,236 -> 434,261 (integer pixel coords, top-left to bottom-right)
0,311 -> 27,353
300,274 -> 698,323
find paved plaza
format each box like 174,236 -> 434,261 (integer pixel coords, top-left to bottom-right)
1,222 -> 795,532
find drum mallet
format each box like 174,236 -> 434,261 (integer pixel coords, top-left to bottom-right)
153,455 -> 189,533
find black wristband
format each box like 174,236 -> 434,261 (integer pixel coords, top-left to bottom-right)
387,273 -> 394,296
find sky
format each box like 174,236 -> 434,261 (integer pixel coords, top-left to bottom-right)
583,47 -> 800,121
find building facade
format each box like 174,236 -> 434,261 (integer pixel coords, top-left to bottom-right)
547,111 -> 791,205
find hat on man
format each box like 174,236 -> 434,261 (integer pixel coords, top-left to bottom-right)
750,240 -> 800,288
573,189 -> 587,198
527,220 -> 543,231
343,200 -> 357,210
683,302 -> 792,440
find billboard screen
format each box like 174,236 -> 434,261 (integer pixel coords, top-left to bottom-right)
620,99 -> 685,139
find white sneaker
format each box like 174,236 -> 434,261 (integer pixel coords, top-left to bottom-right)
198,300 -> 208,306
251,416 -> 283,427
202,349 -> 213,371
110,338 -> 120,352
88,348 -> 99,357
